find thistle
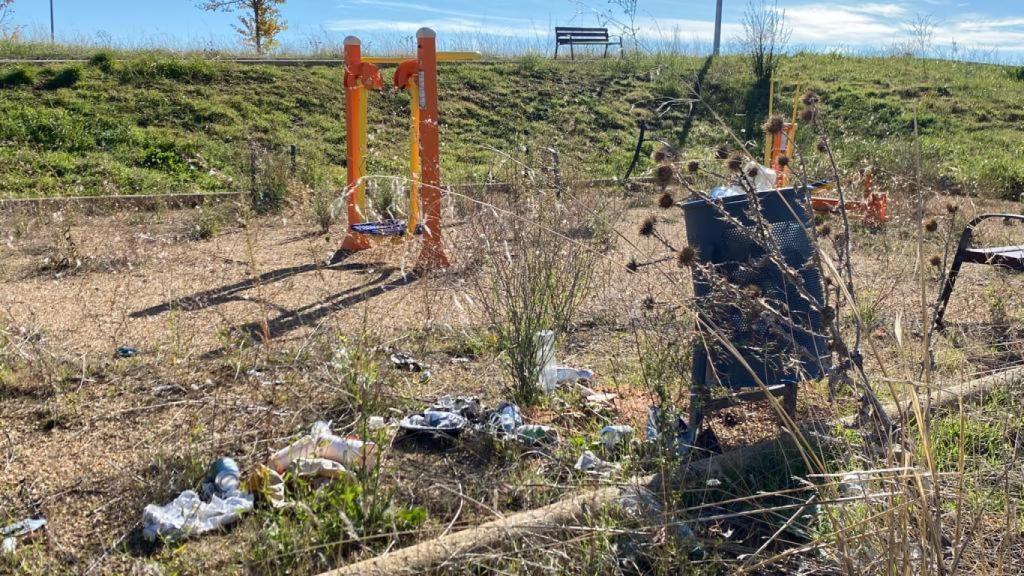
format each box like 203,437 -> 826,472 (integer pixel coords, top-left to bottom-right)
764,114 -> 786,135
677,245 -> 697,267
776,155 -> 790,168
929,255 -> 942,267
658,191 -> 675,209
639,215 -> 657,237
924,218 -> 938,233
726,154 -> 744,172
686,160 -> 700,173
714,144 -> 730,160
654,163 -> 674,189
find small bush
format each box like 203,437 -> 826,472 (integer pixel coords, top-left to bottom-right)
0,66 -> 37,88
43,65 -> 83,90
87,51 -> 115,74
248,144 -> 292,213
140,144 -> 187,173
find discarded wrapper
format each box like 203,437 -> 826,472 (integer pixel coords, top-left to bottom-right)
267,421 -> 379,474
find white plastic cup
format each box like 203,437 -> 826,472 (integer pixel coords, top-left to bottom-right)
535,330 -> 558,393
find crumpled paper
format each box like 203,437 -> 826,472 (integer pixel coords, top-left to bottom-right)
142,489 -> 253,542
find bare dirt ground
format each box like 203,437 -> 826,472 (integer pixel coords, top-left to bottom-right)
1,190 -> 1022,573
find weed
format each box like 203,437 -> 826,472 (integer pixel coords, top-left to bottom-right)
88,50 -> 116,73
0,65 -> 36,88
42,65 -> 83,90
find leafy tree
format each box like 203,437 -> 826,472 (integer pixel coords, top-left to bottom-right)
199,0 -> 287,55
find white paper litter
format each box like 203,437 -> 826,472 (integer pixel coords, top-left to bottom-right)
142,489 -> 253,542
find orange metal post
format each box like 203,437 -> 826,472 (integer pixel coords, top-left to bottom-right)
337,36 -> 372,253
415,28 -> 450,269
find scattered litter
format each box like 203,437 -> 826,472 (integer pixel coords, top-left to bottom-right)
248,464 -> 287,508
515,424 -> 556,445
574,450 -> 619,475
390,351 -> 426,372
143,457 -> 253,542
289,458 -> 354,481
600,425 -> 634,449
367,416 -> 386,430
1,518 -> 46,556
534,330 -> 596,394
207,457 -> 241,495
584,392 -> 617,410
430,395 -> 482,420
490,401 -> 523,436
142,489 -> 253,542
399,410 -> 468,436
115,346 -> 139,358
646,406 -> 693,456
268,421 -> 379,475
535,330 -> 559,393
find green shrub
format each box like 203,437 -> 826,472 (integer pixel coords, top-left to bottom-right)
0,66 -> 37,88
87,51 -> 115,74
1010,66 -> 1024,82
139,142 -> 188,173
43,65 -> 83,90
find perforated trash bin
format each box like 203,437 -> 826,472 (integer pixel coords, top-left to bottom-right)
682,186 -> 830,390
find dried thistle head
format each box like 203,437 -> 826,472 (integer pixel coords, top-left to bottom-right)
746,165 -> 760,179
651,145 -> 676,164
686,160 -> 700,173
639,215 -> 657,237
800,107 -> 818,123
945,202 -> 959,214
816,223 -> 832,237
764,114 -> 786,135
626,258 -> 639,273
658,191 -> 675,209
714,144 -> 730,160
677,245 -> 697,267
801,91 -> 820,106
929,254 -> 942,267
742,283 -> 762,298
726,154 -> 744,172
655,163 -> 675,189
776,154 -> 790,168
924,218 -> 938,232
816,139 -> 829,153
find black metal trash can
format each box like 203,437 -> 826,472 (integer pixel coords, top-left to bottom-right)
682,186 -> 830,391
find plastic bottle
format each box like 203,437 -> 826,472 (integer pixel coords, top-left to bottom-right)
209,457 -> 241,494
534,330 -> 558,393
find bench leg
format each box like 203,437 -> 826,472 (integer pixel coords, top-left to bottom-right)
603,44 -> 609,58
554,44 -> 559,59
933,246 -> 967,331
569,44 -> 574,60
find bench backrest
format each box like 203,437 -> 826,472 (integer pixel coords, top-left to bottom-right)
555,27 -> 610,43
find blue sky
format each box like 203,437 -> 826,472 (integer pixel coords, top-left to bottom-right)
7,1 -> 1024,59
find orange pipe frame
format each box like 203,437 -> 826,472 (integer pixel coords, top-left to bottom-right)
767,122 -> 887,225
337,29 -> 450,268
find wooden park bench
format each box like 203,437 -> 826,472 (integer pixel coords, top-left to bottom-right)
554,27 -> 622,60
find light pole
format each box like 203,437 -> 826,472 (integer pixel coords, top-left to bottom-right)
49,0 -> 55,43
713,0 -> 722,55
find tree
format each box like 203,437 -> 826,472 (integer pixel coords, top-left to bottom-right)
738,0 -> 790,80
0,0 -> 19,42
199,0 -> 287,55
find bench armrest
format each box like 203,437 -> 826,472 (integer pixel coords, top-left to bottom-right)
961,213 -> 1024,249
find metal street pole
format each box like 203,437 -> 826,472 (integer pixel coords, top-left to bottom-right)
49,0 -> 55,43
713,0 -> 723,55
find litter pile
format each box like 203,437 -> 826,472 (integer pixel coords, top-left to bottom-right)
142,458 -> 252,542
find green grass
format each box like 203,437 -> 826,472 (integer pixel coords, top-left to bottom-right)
0,48 -> 1023,199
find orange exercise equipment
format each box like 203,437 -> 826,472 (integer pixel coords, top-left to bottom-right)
764,80 -> 887,225
334,28 -> 450,269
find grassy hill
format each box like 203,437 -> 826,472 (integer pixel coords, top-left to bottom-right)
0,46 -> 1023,201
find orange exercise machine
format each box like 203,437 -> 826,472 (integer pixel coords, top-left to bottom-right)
333,28 -> 450,269
765,83 -> 887,225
